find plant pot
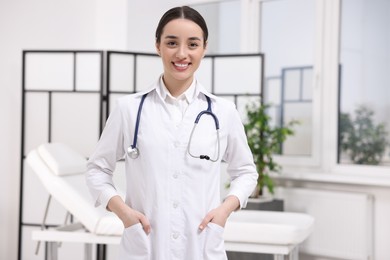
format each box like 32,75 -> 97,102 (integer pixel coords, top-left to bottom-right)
244,197 -> 284,212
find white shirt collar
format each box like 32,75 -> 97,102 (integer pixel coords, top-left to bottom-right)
158,76 -> 197,104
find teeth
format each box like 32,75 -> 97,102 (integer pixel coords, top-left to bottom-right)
174,63 -> 188,68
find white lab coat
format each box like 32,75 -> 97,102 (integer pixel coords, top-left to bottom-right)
86,79 -> 258,260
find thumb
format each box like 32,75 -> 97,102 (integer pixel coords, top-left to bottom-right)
138,214 -> 151,234
199,212 -> 214,231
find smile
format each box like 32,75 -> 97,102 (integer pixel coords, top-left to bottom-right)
173,63 -> 190,69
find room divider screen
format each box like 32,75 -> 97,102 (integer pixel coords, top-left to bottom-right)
19,50 -> 104,260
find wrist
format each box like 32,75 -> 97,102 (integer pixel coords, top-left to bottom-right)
108,196 -> 131,219
221,195 -> 240,215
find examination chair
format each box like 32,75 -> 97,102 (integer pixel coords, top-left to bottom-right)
27,143 -> 314,260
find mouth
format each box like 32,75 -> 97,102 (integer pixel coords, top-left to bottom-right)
173,62 -> 190,70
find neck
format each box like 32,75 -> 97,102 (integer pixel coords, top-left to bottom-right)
162,75 -> 193,97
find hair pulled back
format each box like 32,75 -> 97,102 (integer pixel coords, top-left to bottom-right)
155,6 -> 208,46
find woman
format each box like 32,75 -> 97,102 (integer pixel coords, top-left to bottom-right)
86,6 -> 258,260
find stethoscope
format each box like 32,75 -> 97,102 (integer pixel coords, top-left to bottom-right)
127,92 -> 220,162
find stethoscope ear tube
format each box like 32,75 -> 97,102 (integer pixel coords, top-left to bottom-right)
187,95 -> 221,162
187,123 -> 220,162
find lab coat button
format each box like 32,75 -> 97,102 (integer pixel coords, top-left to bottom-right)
173,202 -> 179,208
172,232 -> 179,239
174,141 -> 180,147
173,173 -> 178,179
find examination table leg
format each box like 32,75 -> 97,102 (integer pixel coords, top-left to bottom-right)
273,245 -> 299,260
46,241 -> 58,260
84,244 -> 92,260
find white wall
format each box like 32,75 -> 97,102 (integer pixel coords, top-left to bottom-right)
96,0 -> 128,50
126,1 -> 164,53
0,0 -> 127,259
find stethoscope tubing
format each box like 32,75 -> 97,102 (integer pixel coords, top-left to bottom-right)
132,93 -> 148,149
127,93 -> 148,159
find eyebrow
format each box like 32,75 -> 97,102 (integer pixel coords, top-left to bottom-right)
164,35 -> 202,41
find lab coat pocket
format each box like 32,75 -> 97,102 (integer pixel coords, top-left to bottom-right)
119,223 -> 151,260
204,223 -> 227,260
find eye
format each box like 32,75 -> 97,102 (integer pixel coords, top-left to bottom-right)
189,42 -> 199,49
166,41 -> 177,47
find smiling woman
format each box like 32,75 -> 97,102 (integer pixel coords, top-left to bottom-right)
155,18 -> 207,96
86,6 -> 258,260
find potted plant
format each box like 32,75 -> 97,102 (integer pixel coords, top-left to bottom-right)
339,104 -> 389,165
244,102 -> 298,198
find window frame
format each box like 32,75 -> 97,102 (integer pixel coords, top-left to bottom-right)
254,0 -> 390,179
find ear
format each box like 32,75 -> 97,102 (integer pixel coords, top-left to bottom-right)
155,43 -> 161,56
202,41 -> 208,58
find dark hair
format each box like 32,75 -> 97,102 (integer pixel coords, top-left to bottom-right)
155,6 -> 208,46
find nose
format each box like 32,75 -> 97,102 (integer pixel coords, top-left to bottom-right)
175,45 -> 187,59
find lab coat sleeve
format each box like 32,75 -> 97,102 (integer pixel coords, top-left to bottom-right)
86,102 -> 125,208
223,103 -> 258,209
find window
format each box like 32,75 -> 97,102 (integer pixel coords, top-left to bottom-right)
259,0 -> 321,165
338,0 -> 390,167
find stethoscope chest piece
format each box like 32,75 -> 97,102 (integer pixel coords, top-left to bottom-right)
128,147 -> 139,159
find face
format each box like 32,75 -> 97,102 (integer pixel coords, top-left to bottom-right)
156,18 -> 207,88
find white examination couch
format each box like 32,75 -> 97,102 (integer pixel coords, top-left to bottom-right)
27,143 -> 314,260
